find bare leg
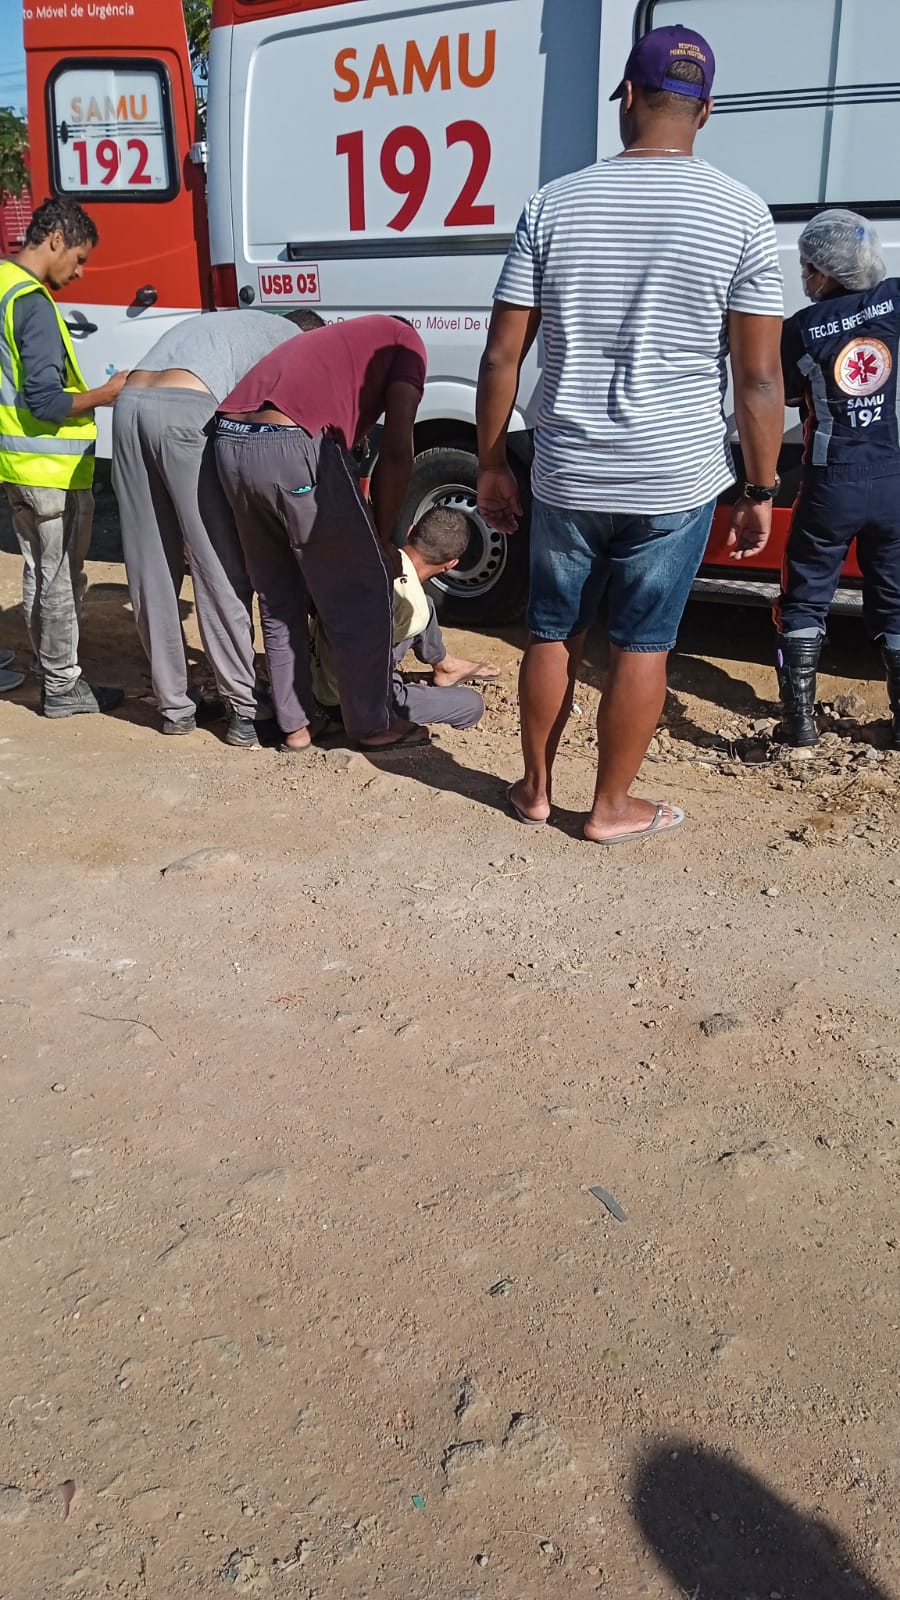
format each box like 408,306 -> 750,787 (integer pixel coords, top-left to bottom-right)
509,634 -> 585,822
584,646 -> 678,841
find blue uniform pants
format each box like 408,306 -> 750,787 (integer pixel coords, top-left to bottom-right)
777,464 -> 900,640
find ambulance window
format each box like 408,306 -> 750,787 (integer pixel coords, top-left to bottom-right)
47,60 -> 179,203
645,0 -> 900,214
824,0 -> 900,206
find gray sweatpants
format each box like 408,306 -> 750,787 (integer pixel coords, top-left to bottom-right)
6,483 -> 93,694
113,388 -> 257,722
393,601 -> 484,729
215,423 -> 394,739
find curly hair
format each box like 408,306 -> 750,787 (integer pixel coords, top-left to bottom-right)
25,197 -> 99,250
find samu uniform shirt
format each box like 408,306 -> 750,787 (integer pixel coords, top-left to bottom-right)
782,279 -> 900,470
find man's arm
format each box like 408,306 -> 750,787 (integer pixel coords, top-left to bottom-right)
70,372 -> 128,414
370,380 -> 421,566
727,310 -> 785,561
14,295 -> 126,422
476,301 -> 541,534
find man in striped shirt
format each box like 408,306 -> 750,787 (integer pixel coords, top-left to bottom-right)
476,25 -> 784,845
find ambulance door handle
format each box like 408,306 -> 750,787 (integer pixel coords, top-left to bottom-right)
63,315 -> 98,338
135,285 -> 158,308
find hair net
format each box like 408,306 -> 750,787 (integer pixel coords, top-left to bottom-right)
798,210 -> 886,292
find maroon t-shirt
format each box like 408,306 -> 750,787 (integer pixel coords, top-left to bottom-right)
220,314 -> 427,448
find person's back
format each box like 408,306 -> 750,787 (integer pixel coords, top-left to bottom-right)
220,314 -> 427,450
134,309 -> 307,405
512,157 -> 780,510
114,307 -> 323,741
783,277 -> 900,468
476,23 -> 785,844
775,212 -> 900,750
215,312 -> 430,753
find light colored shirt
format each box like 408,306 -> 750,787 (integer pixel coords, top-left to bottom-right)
311,550 -> 430,706
136,310 -> 301,403
494,156 -> 784,514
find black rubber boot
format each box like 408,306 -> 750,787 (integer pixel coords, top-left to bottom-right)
881,645 -> 900,750
776,636 -> 821,747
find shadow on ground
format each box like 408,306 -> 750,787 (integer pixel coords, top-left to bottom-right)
634,1440 -> 892,1600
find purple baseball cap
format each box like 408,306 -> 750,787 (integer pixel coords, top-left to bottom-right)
610,24 -> 715,101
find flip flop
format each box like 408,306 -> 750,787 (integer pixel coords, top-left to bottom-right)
506,782 -> 549,826
352,724 -> 432,755
585,802 -> 685,847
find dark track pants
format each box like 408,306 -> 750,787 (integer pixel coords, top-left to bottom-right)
777,464 -> 900,639
215,423 -> 394,739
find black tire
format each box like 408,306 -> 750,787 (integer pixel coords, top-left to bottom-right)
396,445 -> 530,627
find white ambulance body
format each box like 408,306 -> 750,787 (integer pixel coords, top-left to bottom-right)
27,0 -> 900,620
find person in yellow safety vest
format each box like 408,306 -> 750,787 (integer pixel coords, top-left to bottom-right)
0,197 -> 128,717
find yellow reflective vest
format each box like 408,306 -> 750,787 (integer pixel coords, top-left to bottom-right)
0,260 -> 96,490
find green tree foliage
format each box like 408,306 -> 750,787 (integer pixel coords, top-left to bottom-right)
184,0 -> 213,80
0,106 -> 29,201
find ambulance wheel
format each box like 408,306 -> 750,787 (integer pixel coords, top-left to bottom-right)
397,446 -> 530,626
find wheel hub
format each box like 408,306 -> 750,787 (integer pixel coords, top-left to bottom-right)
412,484 -> 508,598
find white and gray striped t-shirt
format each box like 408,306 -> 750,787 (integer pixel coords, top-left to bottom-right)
494,157 -> 784,514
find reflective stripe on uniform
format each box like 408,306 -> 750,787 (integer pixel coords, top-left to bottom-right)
0,282 -> 26,408
0,432 -> 94,456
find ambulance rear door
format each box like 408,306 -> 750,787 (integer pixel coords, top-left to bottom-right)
24,0 -> 209,456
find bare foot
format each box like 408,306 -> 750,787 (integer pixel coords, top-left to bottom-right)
507,777 -> 551,823
584,797 -> 682,844
282,726 -> 313,751
433,655 -> 501,688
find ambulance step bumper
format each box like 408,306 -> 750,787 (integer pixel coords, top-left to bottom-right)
691,575 -> 863,616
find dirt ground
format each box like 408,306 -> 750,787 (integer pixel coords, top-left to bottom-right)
1,492 -> 898,1600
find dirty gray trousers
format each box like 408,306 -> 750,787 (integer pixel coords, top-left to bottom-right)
113,388 -> 257,722
5,483 -> 93,694
215,423 -> 394,739
393,602 -> 484,729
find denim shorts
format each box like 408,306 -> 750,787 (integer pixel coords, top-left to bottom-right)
527,497 -> 716,651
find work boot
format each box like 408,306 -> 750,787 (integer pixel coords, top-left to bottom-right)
225,712 -> 261,749
162,714 -> 197,736
42,680 -> 124,718
776,636 -> 821,747
881,644 -> 900,750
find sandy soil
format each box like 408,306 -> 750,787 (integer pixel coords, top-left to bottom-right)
0,494 -> 898,1600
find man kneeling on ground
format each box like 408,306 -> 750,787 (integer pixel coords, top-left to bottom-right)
311,506 -> 500,734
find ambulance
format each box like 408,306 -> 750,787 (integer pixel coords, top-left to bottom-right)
22,0 -> 900,624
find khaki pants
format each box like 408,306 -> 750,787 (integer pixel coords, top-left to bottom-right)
5,483 -> 94,694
